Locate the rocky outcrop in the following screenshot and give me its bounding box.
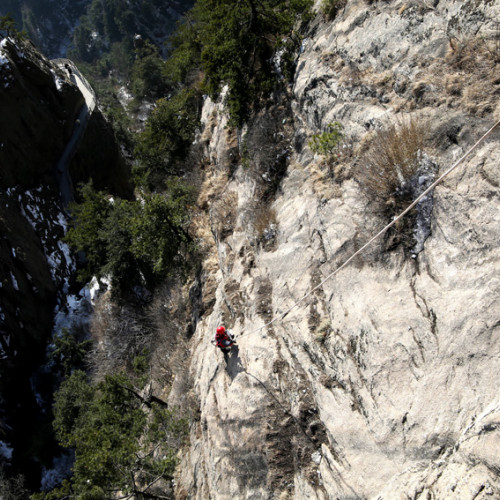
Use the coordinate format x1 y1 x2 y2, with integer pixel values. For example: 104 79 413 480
70 109 133 198
0 38 131 195
175 1 500 498
0 37 83 188
0 35 131 485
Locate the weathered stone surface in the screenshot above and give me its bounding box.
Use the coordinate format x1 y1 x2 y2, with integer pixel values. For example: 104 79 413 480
176 1 500 498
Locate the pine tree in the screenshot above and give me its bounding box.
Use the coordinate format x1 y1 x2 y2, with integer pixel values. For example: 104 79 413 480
35 370 186 499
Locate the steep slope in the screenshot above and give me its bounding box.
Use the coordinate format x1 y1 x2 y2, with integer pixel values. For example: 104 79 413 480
174 1 500 498
0 42 84 477
0 35 131 487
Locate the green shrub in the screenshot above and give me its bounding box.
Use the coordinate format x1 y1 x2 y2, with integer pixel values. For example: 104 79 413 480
164 12 203 86
165 0 314 125
65 181 113 284
130 183 196 279
134 88 202 189
130 40 170 98
0 14 27 40
309 122 344 157
50 328 92 377
100 197 144 294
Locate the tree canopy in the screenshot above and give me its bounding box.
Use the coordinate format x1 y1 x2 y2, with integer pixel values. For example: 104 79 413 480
65 181 195 299
166 0 313 124
0 13 27 40
34 370 186 500
134 88 202 187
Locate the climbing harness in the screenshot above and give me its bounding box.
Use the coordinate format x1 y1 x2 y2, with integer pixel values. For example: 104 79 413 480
233 118 500 341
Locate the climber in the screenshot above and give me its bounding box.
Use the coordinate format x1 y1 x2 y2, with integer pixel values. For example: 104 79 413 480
214 325 236 351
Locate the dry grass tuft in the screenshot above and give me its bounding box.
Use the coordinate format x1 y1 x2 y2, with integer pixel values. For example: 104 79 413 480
315 318 332 344
447 35 500 71
356 116 440 253
209 191 238 242
197 171 230 210
445 34 500 116
146 282 200 419
89 294 152 380
357 116 427 210
254 205 277 235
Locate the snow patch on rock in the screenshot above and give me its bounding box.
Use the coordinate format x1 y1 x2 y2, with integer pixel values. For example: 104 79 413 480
50 69 64 91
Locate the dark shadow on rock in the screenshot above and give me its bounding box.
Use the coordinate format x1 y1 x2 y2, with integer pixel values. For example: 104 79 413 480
225 344 244 381
243 369 323 448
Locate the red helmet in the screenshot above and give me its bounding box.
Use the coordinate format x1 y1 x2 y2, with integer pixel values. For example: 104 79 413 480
216 326 226 334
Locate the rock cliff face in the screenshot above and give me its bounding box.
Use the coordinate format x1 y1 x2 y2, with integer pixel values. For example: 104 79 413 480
175 1 500 498
0 36 131 484
0 41 82 469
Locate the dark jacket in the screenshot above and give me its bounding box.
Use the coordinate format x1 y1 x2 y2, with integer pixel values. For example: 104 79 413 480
215 331 232 348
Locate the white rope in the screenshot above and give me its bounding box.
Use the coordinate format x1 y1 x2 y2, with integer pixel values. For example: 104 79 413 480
236 118 500 340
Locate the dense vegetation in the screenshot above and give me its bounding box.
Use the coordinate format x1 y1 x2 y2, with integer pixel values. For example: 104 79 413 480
65 180 195 300
0 13 26 39
33 369 187 500
0 0 88 54
133 88 203 188
165 0 314 125
66 0 195 147
68 0 190 96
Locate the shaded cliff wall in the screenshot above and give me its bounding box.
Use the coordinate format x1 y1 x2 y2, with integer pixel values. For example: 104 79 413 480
174 1 500 499
0 35 131 484
0 38 82 188
70 109 133 198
